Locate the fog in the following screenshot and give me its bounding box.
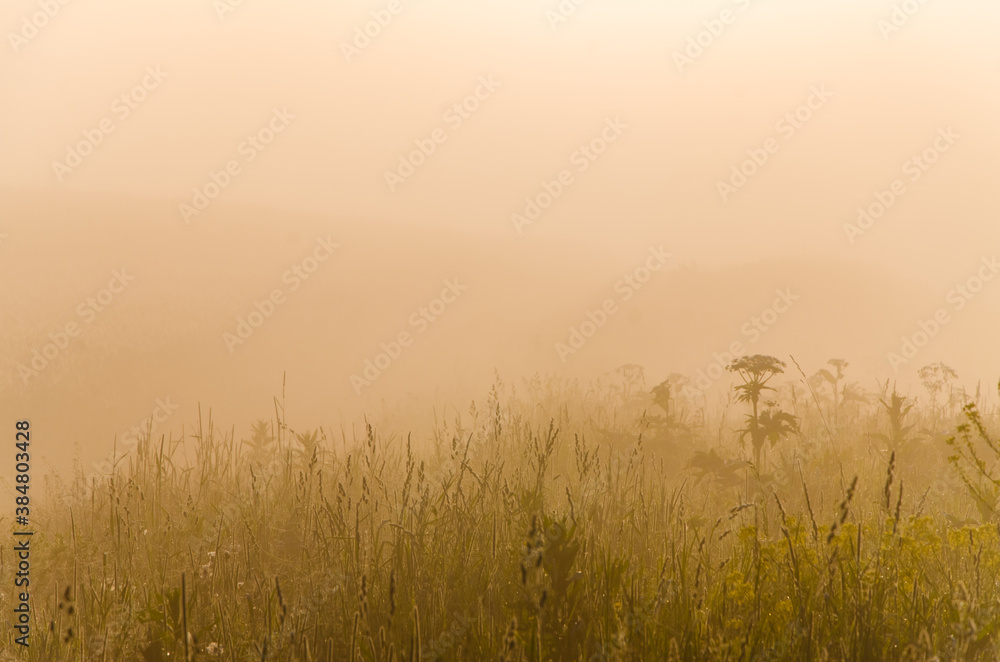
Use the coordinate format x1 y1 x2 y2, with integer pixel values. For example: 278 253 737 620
1 0 998 482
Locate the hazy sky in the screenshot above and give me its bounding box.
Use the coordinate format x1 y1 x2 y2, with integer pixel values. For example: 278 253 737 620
3 0 998 274
1 0 998 480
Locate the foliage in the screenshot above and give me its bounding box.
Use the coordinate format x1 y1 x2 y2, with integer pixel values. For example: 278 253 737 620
15 363 1000 661
873 384 916 451
728 355 799 466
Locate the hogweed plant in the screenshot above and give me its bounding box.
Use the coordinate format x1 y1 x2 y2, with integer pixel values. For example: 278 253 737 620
728 354 799 467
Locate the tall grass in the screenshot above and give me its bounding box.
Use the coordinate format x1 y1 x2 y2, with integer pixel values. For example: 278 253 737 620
7 369 1000 661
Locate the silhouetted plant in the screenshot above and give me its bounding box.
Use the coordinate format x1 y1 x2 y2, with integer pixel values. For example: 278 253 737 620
294 428 322 469
688 448 749 488
728 354 798 466
648 376 695 444
947 402 1000 522
243 419 275 463
873 384 914 451
752 405 799 451
810 358 849 429
919 362 959 419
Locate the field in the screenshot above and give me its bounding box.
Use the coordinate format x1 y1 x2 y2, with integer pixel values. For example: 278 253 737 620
9 359 1000 661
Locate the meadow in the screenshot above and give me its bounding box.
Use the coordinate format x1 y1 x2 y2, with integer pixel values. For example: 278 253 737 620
9 357 1000 661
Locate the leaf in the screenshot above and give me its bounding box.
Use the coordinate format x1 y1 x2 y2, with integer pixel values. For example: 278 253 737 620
814 369 836 385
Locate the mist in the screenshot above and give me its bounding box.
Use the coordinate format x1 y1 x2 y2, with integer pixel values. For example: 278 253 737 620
2 0 999 493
